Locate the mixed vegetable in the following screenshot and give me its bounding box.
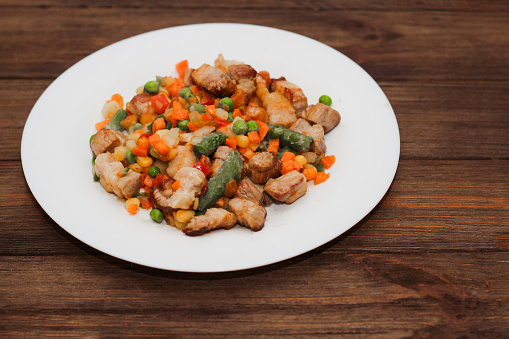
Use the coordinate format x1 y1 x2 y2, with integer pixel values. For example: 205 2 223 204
90 55 341 236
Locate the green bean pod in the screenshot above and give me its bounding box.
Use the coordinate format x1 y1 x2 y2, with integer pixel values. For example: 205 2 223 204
193 132 227 158
268 124 314 152
104 109 127 131
197 150 243 211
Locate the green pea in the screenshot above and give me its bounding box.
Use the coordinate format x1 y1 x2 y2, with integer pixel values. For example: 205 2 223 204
233 120 248 135
219 97 234 112
89 134 95 144
144 80 159 95
246 120 259 132
178 119 190 131
125 149 136 164
319 95 332 106
150 209 164 223
148 166 160 178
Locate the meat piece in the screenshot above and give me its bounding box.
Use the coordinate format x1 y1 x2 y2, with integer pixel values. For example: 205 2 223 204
234 177 272 206
242 105 268 122
117 170 142 199
94 152 141 199
126 93 155 118
168 167 207 210
166 145 198 178
90 128 126 157
227 64 257 100
245 152 282 184
265 170 307 204
228 198 267 232
256 74 297 128
213 145 233 160
191 64 237 98
184 208 237 236
301 103 341 134
271 77 308 116
289 118 326 154
150 179 175 224
209 159 223 178
214 54 243 69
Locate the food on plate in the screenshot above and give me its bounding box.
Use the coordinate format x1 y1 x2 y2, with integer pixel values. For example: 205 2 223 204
90 54 340 236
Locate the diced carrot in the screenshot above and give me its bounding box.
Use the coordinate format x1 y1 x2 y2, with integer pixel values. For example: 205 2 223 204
140 113 157 126
258 71 271 87
148 134 170 155
280 151 295 163
216 126 228 135
173 101 182 111
189 85 199 95
314 172 330 185
153 173 165 187
95 119 110 131
175 60 188 78
266 138 279 155
137 136 150 150
152 117 166 133
167 78 185 97
139 196 152 210
143 174 154 188
120 114 137 128
201 112 214 121
116 171 123 178
127 204 138 215
216 197 225 207
247 131 260 144
172 109 189 121
281 160 303 175
205 105 216 116
238 147 255 159
257 120 269 140
108 93 124 108
187 120 198 132
231 88 245 108
232 108 242 118
225 137 237 150
172 180 181 191
132 146 148 157
321 155 336 169
303 167 318 181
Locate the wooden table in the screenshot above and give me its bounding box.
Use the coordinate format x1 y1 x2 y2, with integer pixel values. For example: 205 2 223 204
2 1 508 337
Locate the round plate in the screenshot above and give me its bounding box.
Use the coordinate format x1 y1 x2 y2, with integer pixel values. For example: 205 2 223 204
21 23 399 272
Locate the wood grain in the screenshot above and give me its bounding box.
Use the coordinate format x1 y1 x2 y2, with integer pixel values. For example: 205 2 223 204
1 0 509 337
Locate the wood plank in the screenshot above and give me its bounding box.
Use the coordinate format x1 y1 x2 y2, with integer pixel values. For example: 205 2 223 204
2 159 507 256
2 0 509 12
0 8 507 81
3 80 508 161
0 252 508 337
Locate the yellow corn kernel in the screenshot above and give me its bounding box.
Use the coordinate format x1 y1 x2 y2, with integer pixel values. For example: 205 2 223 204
113 146 128 161
129 163 143 173
136 156 153 168
236 135 249 148
176 209 195 223
294 155 307 166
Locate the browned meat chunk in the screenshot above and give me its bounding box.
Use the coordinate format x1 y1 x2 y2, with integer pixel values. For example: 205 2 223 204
168 167 207 210
235 177 272 207
228 198 267 232
183 68 195 86
213 145 233 160
227 64 257 100
150 179 176 224
245 152 282 184
242 105 268 122
184 208 237 236
301 103 341 134
117 170 142 199
256 74 297 128
90 128 126 157
191 64 236 98
209 159 223 178
265 170 307 204
126 92 155 118
271 77 308 116
289 118 326 154
94 152 141 199
166 145 198 178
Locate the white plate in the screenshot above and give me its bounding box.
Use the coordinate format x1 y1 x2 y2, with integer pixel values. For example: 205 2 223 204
21 23 399 273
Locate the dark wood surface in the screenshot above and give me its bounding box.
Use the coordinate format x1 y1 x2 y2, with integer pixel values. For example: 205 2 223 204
1 1 508 337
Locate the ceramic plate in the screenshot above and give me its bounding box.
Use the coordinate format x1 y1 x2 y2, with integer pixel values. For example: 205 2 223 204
21 23 399 272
